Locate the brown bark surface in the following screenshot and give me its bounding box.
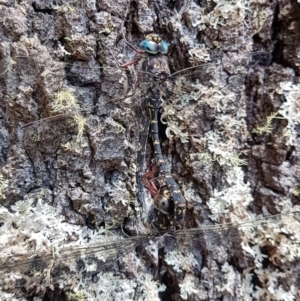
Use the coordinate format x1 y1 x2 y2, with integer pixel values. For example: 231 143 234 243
0 1 299 300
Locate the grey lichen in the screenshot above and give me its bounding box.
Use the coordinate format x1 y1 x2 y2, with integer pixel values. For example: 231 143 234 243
0 194 158 300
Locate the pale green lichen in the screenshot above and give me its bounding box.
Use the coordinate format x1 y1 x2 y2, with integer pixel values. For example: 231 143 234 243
188 44 211 65
0 194 143 300
54 42 72 57
105 117 125 134
195 152 213 165
215 114 245 137
105 180 130 207
194 151 247 166
228 153 247 166
165 121 189 143
194 83 234 112
74 115 86 143
66 271 137 301
252 112 283 135
52 89 86 150
98 13 113 35
0 58 16 77
241 210 300 301
165 250 198 273
0 174 8 199
20 35 41 49
138 273 166 301
53 3 76 14
61 141 82 153
207 166 253 221
64 271 165 301
205 131 247 167
256 9 267 33
179 274 200 300
292 186 300 196
181 183 203 205
252 272 296 301
277 82 300 145
66 291 85 301
216 262 235 295
188 0 250 31
161 105 189 143
52 90 80 115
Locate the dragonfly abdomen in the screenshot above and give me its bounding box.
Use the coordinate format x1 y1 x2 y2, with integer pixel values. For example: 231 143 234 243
136 43 186 229
148 90 186 228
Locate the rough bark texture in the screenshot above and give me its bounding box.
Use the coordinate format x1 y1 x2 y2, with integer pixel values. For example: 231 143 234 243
0 0 300 301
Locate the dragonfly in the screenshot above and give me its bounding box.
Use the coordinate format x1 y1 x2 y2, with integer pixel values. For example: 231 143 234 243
0 34 272 228
0 32 277 301
127 34 270 231
128 33 187 230
0 209 299 300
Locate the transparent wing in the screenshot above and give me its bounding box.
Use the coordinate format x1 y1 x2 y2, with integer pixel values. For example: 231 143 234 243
2 211 298 273
136 112 151 220
171 211 300 251
0 51 271 112
0 55 147 110
0 233 152 297
0 55 138 229
162 51 272 110
1 210 298 297
0 233 153 275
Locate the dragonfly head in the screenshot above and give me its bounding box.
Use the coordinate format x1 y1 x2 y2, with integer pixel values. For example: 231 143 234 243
139 34 168 55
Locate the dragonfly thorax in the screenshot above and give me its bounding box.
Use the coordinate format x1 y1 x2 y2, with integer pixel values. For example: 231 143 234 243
141 56 170 78
151 72 169 84
140 34 168 54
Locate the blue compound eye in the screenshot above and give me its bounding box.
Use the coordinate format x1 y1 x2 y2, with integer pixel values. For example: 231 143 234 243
139 40 159 54
158 40 168 54
140 37 169 54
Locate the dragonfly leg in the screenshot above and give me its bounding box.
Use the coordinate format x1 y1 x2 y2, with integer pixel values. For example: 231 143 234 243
142 165 159 197
121 57 142 68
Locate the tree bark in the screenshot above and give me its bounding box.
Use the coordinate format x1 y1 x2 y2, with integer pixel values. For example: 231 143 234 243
0 0 299 301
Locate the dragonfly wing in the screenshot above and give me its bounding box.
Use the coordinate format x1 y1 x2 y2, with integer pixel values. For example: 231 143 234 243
162 211 300 269
0 55 158 114
0 234 153 295
164 51 272 109
65 57 101 85
164 63 225 110
224 51 272 91
175 211 299 243
248 51 272 67
63 60 159 107
55 235 152 273
136 111 151 221
153 211 300 301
